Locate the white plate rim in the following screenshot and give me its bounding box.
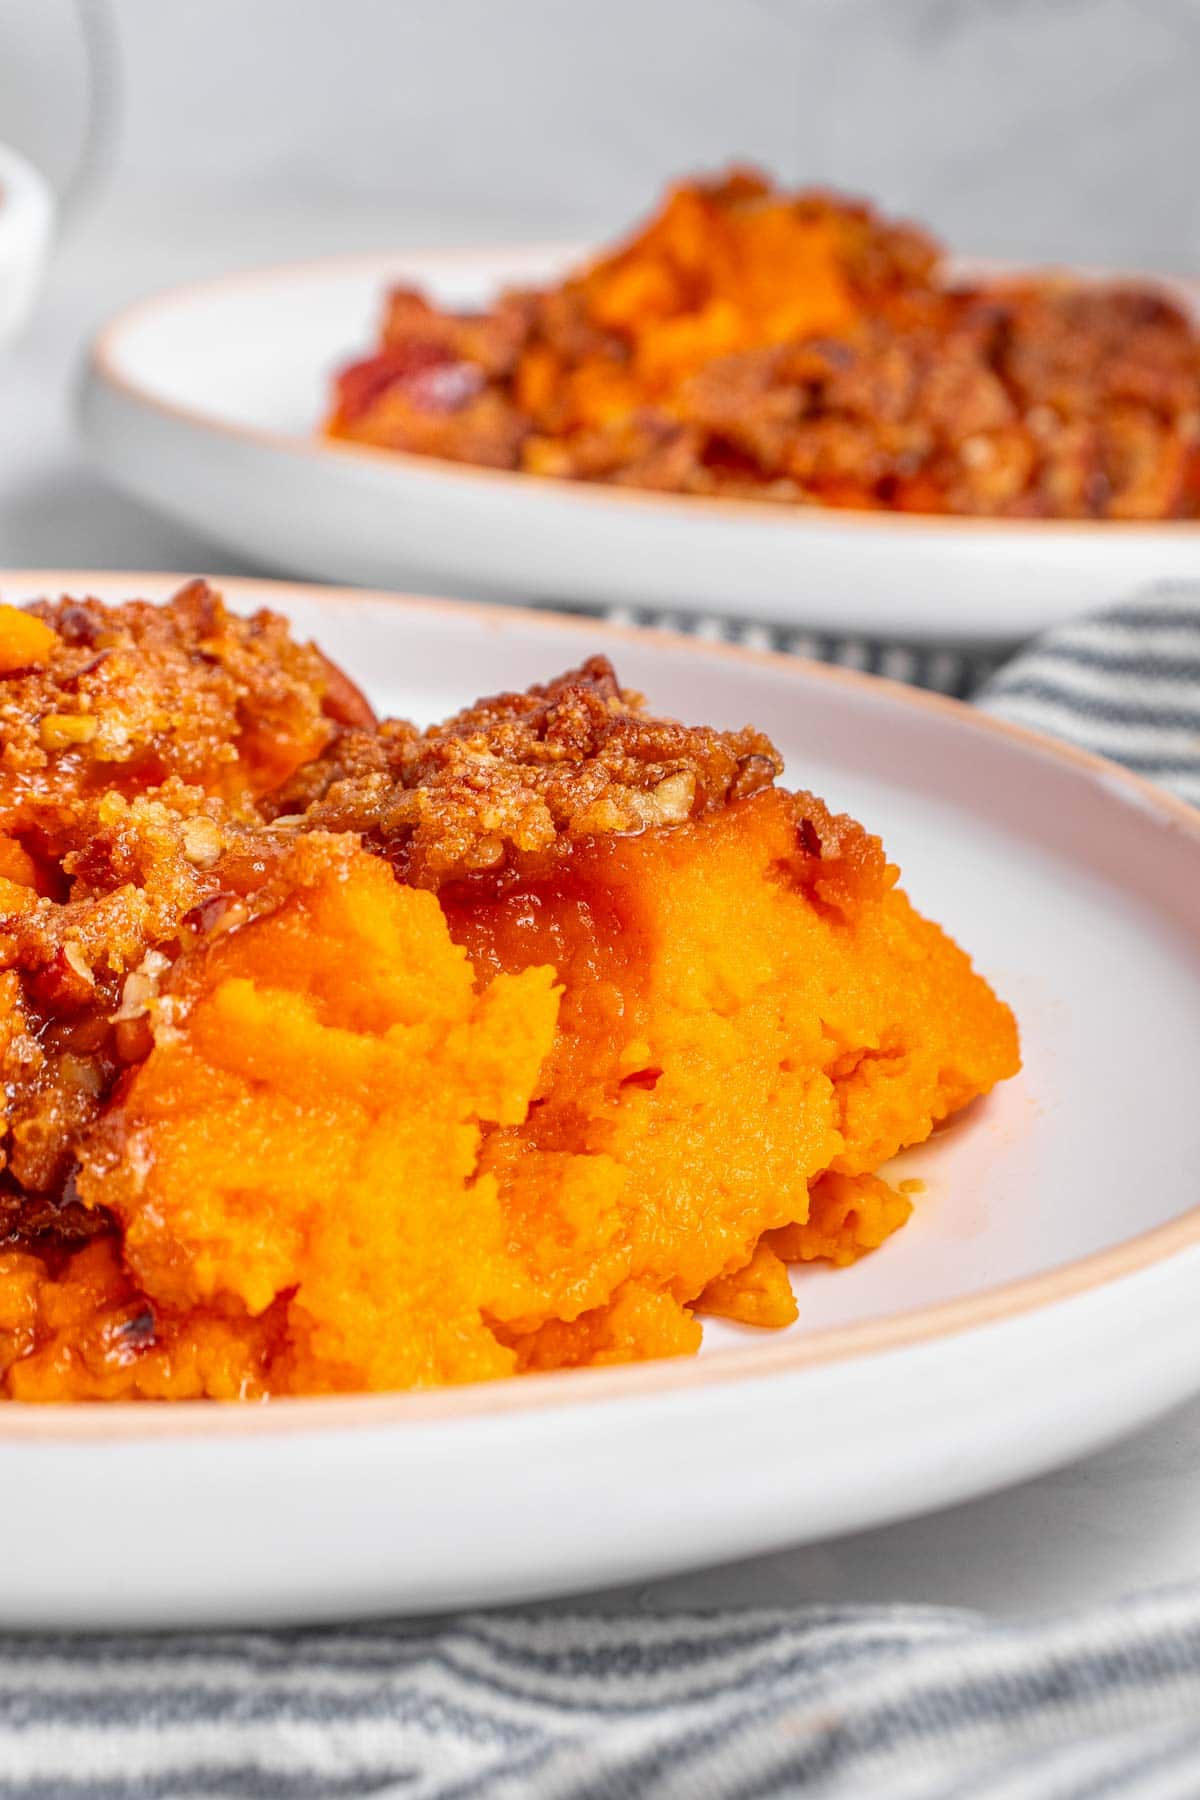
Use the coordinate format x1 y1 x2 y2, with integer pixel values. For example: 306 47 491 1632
0 568 1198 1442
86 246 1200 547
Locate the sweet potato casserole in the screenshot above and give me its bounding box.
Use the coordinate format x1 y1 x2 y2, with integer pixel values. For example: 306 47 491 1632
0 584 1018 1399
328 168 1200 520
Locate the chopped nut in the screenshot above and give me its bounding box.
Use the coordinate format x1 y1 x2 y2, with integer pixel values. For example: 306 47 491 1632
62 941 94 987
39 713 98 751
1025 405 1059 441
959 435 995 469
30 943 96 1014
113 949 170 1023
183 896 248 939
631 771 696 827
181 817 223 867
471 833 505 867
59 1052 104 1097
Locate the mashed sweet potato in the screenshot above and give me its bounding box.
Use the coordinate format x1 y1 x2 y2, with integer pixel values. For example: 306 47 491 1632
328 167 1200 520
0 585 1019 1399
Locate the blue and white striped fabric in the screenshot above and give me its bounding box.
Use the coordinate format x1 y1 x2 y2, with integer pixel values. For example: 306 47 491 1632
590 601 1006 699
3 584 1198 1800
6 1588 1200 1798
978 584 1200 808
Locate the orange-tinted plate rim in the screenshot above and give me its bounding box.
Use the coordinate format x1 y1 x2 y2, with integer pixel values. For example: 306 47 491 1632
0 570 1197 1440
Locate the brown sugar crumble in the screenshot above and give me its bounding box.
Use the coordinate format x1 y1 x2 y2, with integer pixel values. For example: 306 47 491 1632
327 166 1200 522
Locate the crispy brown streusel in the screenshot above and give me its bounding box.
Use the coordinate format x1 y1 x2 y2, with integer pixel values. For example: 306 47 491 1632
266 654 783 885
327 167 1200 521
0 582 373 1215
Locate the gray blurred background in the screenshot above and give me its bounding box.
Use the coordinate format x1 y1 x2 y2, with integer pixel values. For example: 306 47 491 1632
2 0 1199 567
8 0 1199 262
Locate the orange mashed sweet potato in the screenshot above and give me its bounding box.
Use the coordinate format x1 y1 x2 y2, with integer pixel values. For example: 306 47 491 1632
0 584 1019 1399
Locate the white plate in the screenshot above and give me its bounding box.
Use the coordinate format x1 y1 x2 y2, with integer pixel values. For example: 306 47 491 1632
0 141 54 345
79 248 1200 646
1 570 1199 1630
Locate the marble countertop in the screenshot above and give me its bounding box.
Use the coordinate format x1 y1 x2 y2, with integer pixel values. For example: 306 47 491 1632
4 203 1200 1623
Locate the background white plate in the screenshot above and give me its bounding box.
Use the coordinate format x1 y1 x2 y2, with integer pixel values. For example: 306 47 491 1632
0 140 54 346
0 570 1198 1630
80 250 1200 646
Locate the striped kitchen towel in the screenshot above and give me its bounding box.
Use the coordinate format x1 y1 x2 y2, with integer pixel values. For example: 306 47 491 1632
977 583 1200 808
7 1586 1200 1798
589 600 1008 699
1 583 1198 1800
